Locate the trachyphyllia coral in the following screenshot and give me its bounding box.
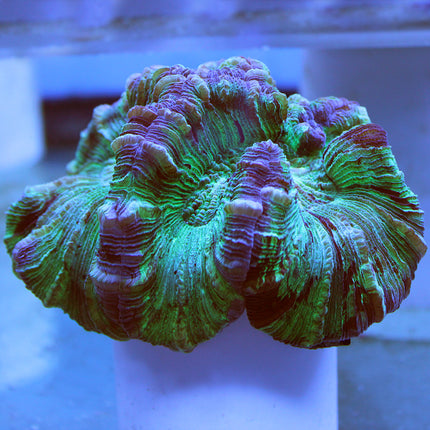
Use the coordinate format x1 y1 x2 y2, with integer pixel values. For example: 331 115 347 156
4 57 426 352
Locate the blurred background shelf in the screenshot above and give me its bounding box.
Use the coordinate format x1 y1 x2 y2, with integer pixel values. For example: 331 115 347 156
1 0 430 57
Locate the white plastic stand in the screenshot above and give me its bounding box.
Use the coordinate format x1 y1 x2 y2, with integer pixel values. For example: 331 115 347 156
114 315 337 430
302 47 430 307
0 57 44 169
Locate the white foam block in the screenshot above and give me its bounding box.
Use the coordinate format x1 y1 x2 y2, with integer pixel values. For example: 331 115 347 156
114 315 338 430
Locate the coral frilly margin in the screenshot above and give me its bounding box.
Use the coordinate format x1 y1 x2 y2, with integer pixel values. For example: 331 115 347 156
4 57 427 352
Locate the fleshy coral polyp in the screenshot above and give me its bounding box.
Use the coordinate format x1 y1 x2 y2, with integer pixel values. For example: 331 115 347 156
4 57 427 352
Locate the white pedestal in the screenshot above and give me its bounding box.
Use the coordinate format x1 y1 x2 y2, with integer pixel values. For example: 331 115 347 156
302 47 430 307
0 57 44 169
114 316 337 430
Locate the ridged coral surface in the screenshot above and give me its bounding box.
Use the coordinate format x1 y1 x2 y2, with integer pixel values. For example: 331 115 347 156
4 57 427 351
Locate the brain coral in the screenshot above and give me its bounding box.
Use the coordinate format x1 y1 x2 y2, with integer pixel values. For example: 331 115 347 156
4 57 427 352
